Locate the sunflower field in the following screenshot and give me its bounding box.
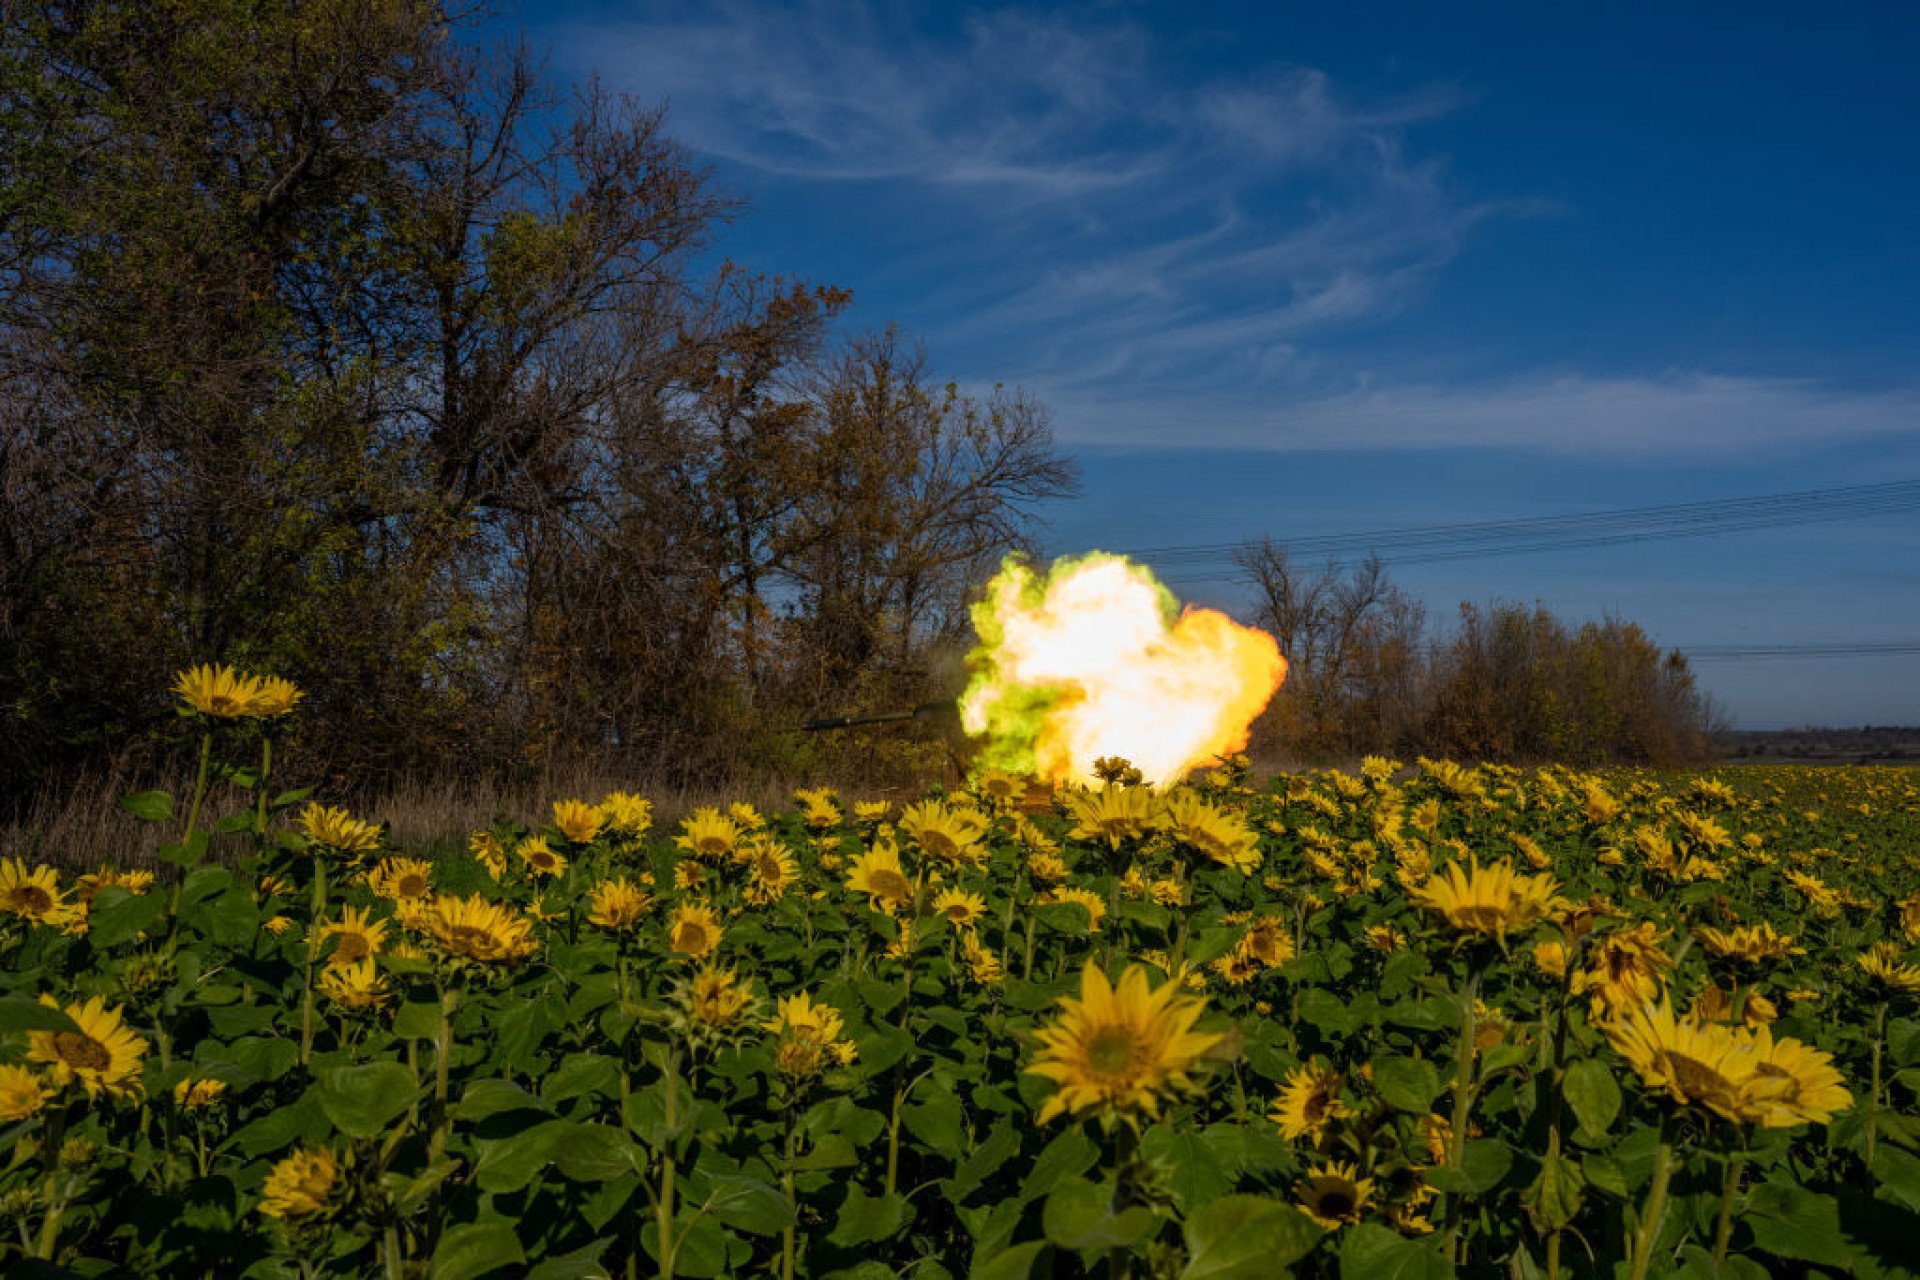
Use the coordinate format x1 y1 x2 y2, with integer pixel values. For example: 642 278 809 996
3 668 1920 1278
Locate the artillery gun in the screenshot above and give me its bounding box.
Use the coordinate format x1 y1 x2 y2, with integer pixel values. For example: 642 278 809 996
800 701 975 780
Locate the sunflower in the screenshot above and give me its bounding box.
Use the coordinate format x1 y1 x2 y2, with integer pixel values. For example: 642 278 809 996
468 830 508 880
685 966 754 1030
727 802 766 832
366 857 434 901
317 905 389 968
766 990 856 1079
1064 785 1155 851
669 902 723 960
517 836 567 878
1572 921 1672 1018
1743 1027 1853 1126
1157 790 1262 873
846 842 916 913
1040 886 1108 934
26 995 149 1101
1855 942 1920 993
258 1146 338 1219
793 787 842 830
551 799 605 845
1027 850 1070 885
596 791 653 837
173 663 264 718
675 809 742 860
587 877 653 930
972 768 1028 811
1605 998 1761 1123
1238 916 1296 968
1269 1062 1347 1142
1410 858 1558 941
0 858 65 924
853 800 891 825
74 866 154 902
422 893 539 965
318 959 391 1010
962 934 1005 985
172 1076 227 1109
898 800 989 869
742 839 800 905
1697 921 1803 964
297 803 381 855
263 914 295 937
933 887 989 930
1294 1160 1375 1230
246 675 304 717
0 1064 49 1122
1026 962 1222 1124
1534 940 1569 980
1364 924 1405 954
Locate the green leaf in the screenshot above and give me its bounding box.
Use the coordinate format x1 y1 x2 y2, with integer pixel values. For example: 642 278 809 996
1373 1056 1442 1113
393 1000 443 1042
969 1240 1050 1280
315 1062 418 1138
1023 1127 1098 1201
524 1238 614 1280
1743 1180 1853 1269
554 1124 641 1183
455 1078 551 1123
1141 1124 1238 1212
828 1187 911 1246
1423 1140 1512 1196
902 1092 969 1158
1873 1144 1920 1215
474 1118 572 1194
1337 1223 1455 1280
86 887 168 948
0 998 79 1034
1297 989 1358 1035
1523 1145 1586 1233
432 1221 525 1280
1180 1195 1322 1279
1563 1059 1621 1143
1041 1176 1157 1252
705 1175 794 1236
543 1053 621 1105
120 790 174 821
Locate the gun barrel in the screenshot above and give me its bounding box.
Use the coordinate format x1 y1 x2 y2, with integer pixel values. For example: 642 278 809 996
800 710 920 732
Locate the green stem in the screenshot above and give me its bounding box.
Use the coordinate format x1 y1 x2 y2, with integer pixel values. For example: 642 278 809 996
167 730 215 925
1867 1001 1888 1168
781 1103 799 1280
1442 963 1484 1264
1627 1132 1674 1280
34 1107 68 1260
428 984 460 1161
298 860 328 1066
657 1048 682 1279
254 735 273 838
1712 1152 1745 1267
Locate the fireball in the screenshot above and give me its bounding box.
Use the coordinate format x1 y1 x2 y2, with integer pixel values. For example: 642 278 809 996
961 553 1286 785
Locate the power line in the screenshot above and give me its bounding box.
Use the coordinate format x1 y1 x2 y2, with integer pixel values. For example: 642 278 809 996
1683 642 1920 662
1081 478 1920 572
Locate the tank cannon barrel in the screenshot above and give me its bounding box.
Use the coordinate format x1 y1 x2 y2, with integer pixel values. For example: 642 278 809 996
800 702 956 732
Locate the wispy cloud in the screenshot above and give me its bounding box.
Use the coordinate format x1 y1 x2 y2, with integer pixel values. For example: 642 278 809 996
1030 372 1920 457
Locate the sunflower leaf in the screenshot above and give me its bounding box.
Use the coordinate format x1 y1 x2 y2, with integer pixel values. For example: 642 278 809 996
1180 1194 1322 1279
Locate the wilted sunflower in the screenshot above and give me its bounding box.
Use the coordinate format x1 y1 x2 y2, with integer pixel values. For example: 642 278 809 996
1269 1062 1347 1143
422 893 539 965
0 1064 49 1122
1026 962 1222 1124
933 887 989 930
1605 998 1762 1124
366 857 434 902
898 800 989 869
1410 857 1558 941
172 1076 227 1110
1040 886 1108 933
846 841 916 913
1064 785 1155 851
1743 1027 1852 1126
0 858 65 924
765 990 856 1079
1858 942 1920 994
669 902 723 960
675 808 742 860
1294 1160 1374 1230
551 799 604 845
587 877 653 930
297 803 381 855
685 966 755 1031
318 959 391 1011
318 905 389 968
26 995 149 1101
517 836 567 878
1157 790 1263 874
173 663 264 718
258 1146 338 1219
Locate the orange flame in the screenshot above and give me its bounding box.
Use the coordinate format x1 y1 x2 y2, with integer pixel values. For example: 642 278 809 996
960 553 1288 786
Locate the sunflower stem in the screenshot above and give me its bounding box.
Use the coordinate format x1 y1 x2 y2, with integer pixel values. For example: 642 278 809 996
657 1046 682 1279
254 734 273 840
1711 1150 1745 1267
298 859 328 1066
1442 962 1483 1264
428 983 460 1162
1867 1000 1887 1168
1626 1129 1674 1280
781 1101 799 1280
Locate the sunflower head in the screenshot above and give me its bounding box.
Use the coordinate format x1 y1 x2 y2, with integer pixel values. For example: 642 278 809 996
1859 942 1920 994
172 1076 228 1109
318 905 389 969
0 1064 50 1122
367 857 434 902
898 800 989 868
596 791 654 837
517 836 568 878
258 1146 339 1220
675 809 742 860
297 803 381 855
1039 886 1108 934
550 799 604 845
1064 785 1155 850
0 858 66 924
846 842 916 913
422 893 539 966
26 995 149 1101
933 887 988 929
173 664 265 719
1410 857 1558 942
1156 790 1262 874
742 838 799 905
246 676 304 718
318 959 392 1011
1269 1061 1347 1142
1027 962 1223 1125
1294 1160 1374 1230
669 902 723 960
587 877 653 931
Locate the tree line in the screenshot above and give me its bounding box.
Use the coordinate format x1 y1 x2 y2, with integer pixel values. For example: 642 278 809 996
0 2 1713 806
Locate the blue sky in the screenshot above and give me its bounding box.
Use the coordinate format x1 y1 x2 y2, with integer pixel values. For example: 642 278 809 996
508 1 1920 728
